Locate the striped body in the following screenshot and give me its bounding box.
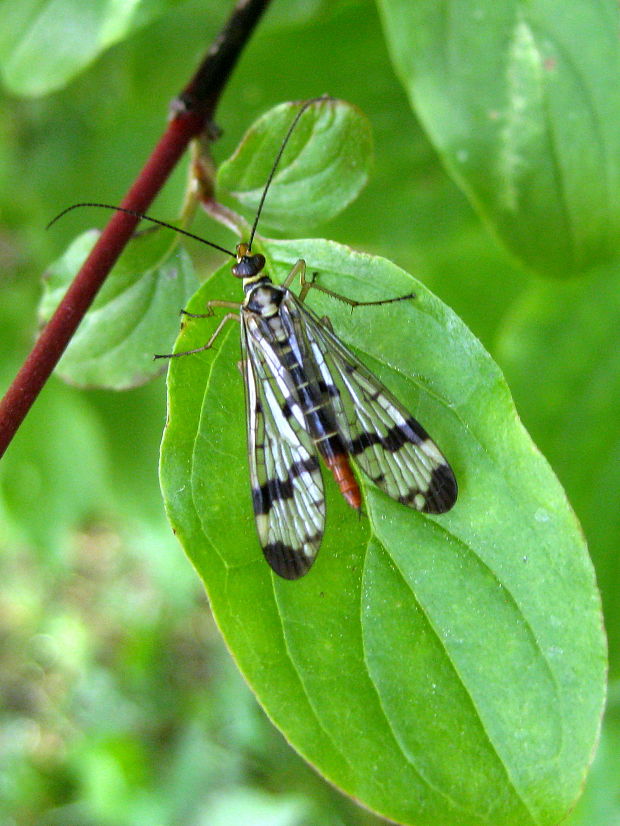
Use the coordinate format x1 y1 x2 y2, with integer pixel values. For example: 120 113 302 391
237 261 457 579
244 279 361 512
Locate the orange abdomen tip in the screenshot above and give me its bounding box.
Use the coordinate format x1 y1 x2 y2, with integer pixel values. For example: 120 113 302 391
325 454 361 510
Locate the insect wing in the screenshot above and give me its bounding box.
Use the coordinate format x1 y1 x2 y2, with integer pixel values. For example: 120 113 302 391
286 293 458 514
241 319 325 579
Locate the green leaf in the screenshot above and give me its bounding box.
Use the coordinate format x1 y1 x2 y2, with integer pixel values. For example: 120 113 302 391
0 0 186 97
216 99 373 233
39 228 198 389
377 0 620 277
496 262 620 676
160 238 605 825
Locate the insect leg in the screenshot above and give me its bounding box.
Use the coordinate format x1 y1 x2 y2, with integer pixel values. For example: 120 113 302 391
181 299 242 319
281 259 307 290
298 268 415 309
154 312 240 359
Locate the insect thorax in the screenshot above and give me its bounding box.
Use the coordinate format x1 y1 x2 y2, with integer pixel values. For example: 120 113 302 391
243 280 285 319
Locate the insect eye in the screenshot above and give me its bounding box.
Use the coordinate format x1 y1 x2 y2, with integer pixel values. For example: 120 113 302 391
232 254 266 278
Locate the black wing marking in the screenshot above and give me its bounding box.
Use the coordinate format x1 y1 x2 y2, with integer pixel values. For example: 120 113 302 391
282 292 458 514
241 317 325 579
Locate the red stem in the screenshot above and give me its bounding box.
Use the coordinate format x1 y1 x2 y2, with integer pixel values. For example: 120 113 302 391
0 0 271 458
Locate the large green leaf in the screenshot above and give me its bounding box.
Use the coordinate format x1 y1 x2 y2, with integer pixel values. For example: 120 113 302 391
217 98 373 233
497 261 620 676
160 237 605 825
39 228 198 389
377 0 620 278
0 0 189 97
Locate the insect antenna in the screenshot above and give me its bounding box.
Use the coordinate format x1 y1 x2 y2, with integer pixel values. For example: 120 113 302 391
46 203 237 258
247 95 333 251
47 96 333 258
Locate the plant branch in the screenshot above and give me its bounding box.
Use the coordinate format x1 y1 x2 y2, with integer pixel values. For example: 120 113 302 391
0 0 271 459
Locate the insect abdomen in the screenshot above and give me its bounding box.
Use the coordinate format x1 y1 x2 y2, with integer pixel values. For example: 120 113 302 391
323 452 361 510
284 359 362 511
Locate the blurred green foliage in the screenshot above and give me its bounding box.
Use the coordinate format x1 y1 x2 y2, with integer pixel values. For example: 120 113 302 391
0 0 618 824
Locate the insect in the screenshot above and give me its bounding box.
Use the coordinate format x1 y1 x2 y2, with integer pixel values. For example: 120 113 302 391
156 98 458 578
52 98 457 579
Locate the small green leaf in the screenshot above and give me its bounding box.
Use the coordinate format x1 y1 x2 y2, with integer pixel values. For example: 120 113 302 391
160 238 605 825
0 0 185 97
377 0 620 277
217 99 373 232
39 228 198 389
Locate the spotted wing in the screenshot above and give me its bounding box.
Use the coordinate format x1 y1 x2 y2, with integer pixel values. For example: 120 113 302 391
286 294 457 514
241 318 325 579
